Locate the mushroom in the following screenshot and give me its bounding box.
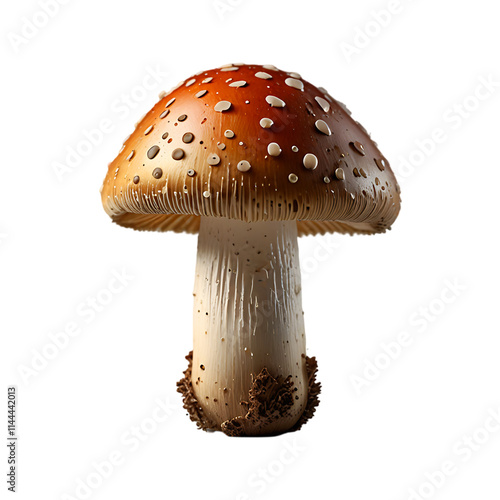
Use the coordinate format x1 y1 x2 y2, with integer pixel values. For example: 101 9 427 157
100 64 401 436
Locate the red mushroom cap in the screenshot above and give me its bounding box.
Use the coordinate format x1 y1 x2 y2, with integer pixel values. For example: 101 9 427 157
101 63 401 236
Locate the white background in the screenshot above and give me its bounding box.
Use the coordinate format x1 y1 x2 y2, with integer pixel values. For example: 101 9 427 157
1 1 499 499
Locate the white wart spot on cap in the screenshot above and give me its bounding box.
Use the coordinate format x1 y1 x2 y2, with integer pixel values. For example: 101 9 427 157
266 95 286 108
229 80 247 88
288 173 298 183
323 176 331 183
303 153 318 170
144 125 154 135
215 101 232 112
263 64 279 71
315 96 330 112
195 90 208 98
159 109 170 119
315 120 331 135
208 154 221 166
334 167 345 180
202 77 213 83
166 98 175 107
375 158 386 171
158 91 167 99
237 160 251 172
255 72 273 80
224 130 235 138
217 142 226 150
289 72 302 79
203 191 211 198
267 143 282 156
292 146 299 152
185 79 196 87
285 78 304 91
126 150 135 161
351 141 366 156
260 118 274 129
220 66 239 72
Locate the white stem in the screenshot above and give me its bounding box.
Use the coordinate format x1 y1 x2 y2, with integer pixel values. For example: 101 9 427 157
191 216 308 434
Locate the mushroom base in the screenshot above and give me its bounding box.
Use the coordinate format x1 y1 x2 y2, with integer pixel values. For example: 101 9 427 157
177 351 320 436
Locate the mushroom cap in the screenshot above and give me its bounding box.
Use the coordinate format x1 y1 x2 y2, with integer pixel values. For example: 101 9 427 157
101 64 401 236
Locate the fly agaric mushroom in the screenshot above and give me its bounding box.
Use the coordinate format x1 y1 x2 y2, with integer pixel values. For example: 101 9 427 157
100 63 401 436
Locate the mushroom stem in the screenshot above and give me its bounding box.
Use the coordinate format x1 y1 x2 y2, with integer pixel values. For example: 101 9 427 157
190 216 309 436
